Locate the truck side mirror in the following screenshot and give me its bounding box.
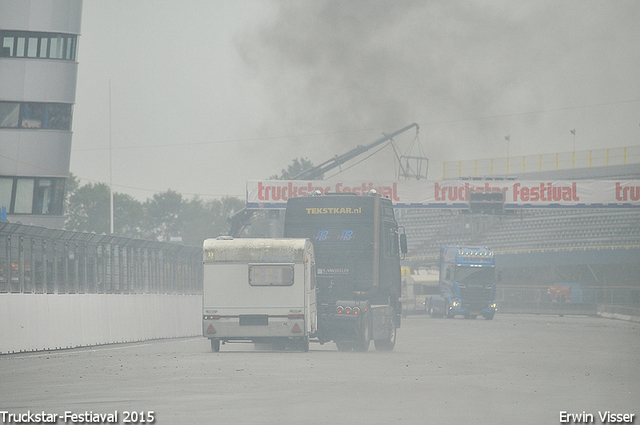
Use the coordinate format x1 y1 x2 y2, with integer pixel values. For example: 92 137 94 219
400 233 408 254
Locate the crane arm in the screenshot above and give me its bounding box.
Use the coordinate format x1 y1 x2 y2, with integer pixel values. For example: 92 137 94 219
228 123 420 236
292 123 419 180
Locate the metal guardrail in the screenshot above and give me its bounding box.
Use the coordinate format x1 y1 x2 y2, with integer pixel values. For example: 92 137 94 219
0 222 202 295
498 302 640 321
406 244 640 264
498 302 598 316
495 285 639 316
598 304 640 322
442 145 640 178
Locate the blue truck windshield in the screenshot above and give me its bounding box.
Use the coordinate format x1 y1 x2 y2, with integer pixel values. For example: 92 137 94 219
455 266 494 285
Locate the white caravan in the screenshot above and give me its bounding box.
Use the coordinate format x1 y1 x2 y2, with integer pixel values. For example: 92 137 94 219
400 270 440 315
202 237 317 352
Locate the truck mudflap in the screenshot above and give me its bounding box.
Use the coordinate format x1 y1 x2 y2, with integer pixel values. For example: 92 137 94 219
370 304 398 351
370 305 391 340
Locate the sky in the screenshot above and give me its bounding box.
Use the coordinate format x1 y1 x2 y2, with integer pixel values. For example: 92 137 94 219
71 0 640 201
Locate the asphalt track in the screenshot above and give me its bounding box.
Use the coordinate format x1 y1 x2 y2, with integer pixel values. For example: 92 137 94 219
1 314 638 425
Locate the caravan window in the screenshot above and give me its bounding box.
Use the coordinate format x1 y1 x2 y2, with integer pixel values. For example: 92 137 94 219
249 264 294 286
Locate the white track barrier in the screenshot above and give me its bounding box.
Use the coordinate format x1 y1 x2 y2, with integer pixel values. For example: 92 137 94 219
0 294 201 354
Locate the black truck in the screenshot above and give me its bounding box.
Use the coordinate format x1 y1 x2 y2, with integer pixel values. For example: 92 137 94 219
284 191 407 351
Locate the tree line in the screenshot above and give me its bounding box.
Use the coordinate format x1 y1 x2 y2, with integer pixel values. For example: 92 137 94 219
64 158 314 247
63 175 245 247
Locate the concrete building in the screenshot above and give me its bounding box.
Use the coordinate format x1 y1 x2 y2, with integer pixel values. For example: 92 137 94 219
0 0 82 229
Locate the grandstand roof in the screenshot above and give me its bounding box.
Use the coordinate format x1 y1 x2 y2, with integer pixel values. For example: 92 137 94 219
487 163 640 181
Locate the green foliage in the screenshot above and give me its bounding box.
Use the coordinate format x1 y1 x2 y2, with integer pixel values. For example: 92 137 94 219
269 157 318 180
143 190 183 241
65 180 111 234
179 196 245 247
115 192 145 239
64 177 245 247
64 157 313 244
249 157 315 237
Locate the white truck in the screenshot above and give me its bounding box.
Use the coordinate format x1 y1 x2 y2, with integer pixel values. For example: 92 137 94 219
202 237 317 352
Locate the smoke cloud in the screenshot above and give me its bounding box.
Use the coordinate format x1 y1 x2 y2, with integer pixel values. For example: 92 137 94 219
237 0 640 180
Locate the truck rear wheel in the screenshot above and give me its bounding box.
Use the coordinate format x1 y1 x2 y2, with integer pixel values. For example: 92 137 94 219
374 308 397 352
353 314 371 352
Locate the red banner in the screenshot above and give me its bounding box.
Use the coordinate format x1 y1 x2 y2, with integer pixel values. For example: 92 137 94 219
246 180 640 209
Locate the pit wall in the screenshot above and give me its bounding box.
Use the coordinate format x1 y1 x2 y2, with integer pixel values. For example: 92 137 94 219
0 294 202 354
597 304 640 323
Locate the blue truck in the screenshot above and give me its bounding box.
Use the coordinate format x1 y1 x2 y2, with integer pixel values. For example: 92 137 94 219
425 246 497 319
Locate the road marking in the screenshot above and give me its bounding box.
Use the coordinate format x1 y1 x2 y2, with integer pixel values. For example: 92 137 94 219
4 337 202 359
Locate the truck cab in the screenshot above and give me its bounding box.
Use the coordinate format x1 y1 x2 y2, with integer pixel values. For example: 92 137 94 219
427 246 497 319
284 191 406 351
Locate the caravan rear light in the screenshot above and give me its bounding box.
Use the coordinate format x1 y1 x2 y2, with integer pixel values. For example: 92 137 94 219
204 315 220 320
336 306 344 314
288 313 304 319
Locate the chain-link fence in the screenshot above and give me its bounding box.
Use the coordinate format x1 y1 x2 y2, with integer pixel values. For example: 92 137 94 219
0 222 202 295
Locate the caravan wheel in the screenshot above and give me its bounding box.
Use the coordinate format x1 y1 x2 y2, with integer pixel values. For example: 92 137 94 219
300 336 310 352
210 338 220 352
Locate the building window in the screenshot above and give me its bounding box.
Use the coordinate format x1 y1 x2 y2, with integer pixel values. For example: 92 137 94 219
15 37 25 57
0 103 20 128
0 178 12 210
27 37 38 57
0 102 72 131
14 179 35 213
2 35 14 56
0 31 77 61
0 177 65 216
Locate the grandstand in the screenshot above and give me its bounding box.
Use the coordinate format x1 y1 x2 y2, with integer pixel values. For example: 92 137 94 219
398 160 640 310
401 207 640 259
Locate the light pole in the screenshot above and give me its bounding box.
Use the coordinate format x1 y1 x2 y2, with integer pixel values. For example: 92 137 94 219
570 129 576 168
109 80 114 235
505 135 510 173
